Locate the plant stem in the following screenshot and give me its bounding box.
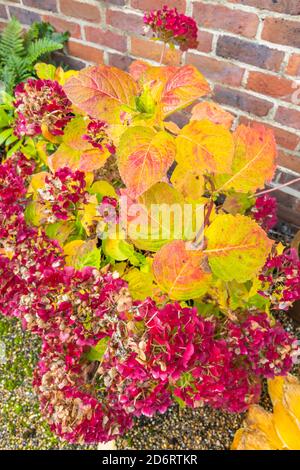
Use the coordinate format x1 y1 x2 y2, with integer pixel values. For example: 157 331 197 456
250 176 300 198
159 42 166 65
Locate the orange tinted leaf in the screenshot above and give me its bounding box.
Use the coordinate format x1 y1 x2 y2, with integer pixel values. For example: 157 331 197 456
215 124 277 193
164 121 181 135
129 63 210 117
64 65 139 123
48 117 110 172
152 240 212 300
176 120 234 174
191 101 234 129
205 214 273 282
118 126 176 198
160 65 210 117
129 60 151 82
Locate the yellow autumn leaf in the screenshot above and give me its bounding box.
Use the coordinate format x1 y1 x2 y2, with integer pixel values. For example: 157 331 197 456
176 120 234 175
205 214 273 282
27 172 49 199
232 374 300 450
273 402 300 450
170 163 205 202
89 180 117 198
124 268 154 300
63 240 85 266
215 124 277 194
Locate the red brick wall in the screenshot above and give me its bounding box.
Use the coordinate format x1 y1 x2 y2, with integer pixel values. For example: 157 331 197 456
0 0 300 226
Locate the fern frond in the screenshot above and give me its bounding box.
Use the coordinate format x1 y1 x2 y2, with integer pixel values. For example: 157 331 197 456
0 65 18 95
27 38 63 65
0 18 24 60
1 56 32 93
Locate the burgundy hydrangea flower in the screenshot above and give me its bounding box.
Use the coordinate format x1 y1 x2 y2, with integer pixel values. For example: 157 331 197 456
144 5 198 51
226 314 298 378
259 248 300 310
38 167 88 222
252 195 278 231
0 153 299 443
82 119 116 154
14 79 72 137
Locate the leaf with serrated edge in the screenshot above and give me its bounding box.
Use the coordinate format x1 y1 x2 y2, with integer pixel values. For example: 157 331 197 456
214 124 277 193
191 101 234 128
129 62 210 117
152 240 212 300
160 65 210 117
118 126 176 198
205 214 273 282
64 65 139 123
176 120 234 174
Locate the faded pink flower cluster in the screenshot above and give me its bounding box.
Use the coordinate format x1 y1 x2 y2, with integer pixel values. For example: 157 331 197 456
14 79 72 137
252 195 278 232
83 119 116 154
259 248 300 310
144 5 198 51
0 153 298 443
38 167 88 222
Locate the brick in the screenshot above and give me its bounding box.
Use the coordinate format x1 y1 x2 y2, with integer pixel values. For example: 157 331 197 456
239 116 300 151
8 6 40 24
193 2 259 39
131 0 186 12
228 0 300 15
187 53 244 87
108 52 134 71
277 150 300 174
216 36 283 72
247 71 295 102
85 26 126 53
0 4 8 19
67 40 103 64
196 31 213 53
106 0 126 5
52 50 85 70
43 15 81 39
131 37 182 65
60 0 101 23
275 107 300 131
262 18 300 49
106 9 144 35
286 54 300 77
23 0 57 12
214 85 273 117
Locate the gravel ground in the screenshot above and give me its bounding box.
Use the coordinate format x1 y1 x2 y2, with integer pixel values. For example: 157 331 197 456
0 312 299 450
0 316 97 450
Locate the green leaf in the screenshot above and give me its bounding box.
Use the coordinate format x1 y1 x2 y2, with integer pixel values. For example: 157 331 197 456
76 245 101 270
124 268 154 300
0 128 13 145
7 139 22 156
34 62 56 80
5 133 18 146
0 108 10 127
86 337 110 362
103 237 134 261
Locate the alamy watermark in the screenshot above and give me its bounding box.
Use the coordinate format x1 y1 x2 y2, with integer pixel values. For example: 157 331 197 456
98 196 206 250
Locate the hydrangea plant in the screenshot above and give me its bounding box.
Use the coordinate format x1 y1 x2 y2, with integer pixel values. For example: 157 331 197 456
0 7 300 445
